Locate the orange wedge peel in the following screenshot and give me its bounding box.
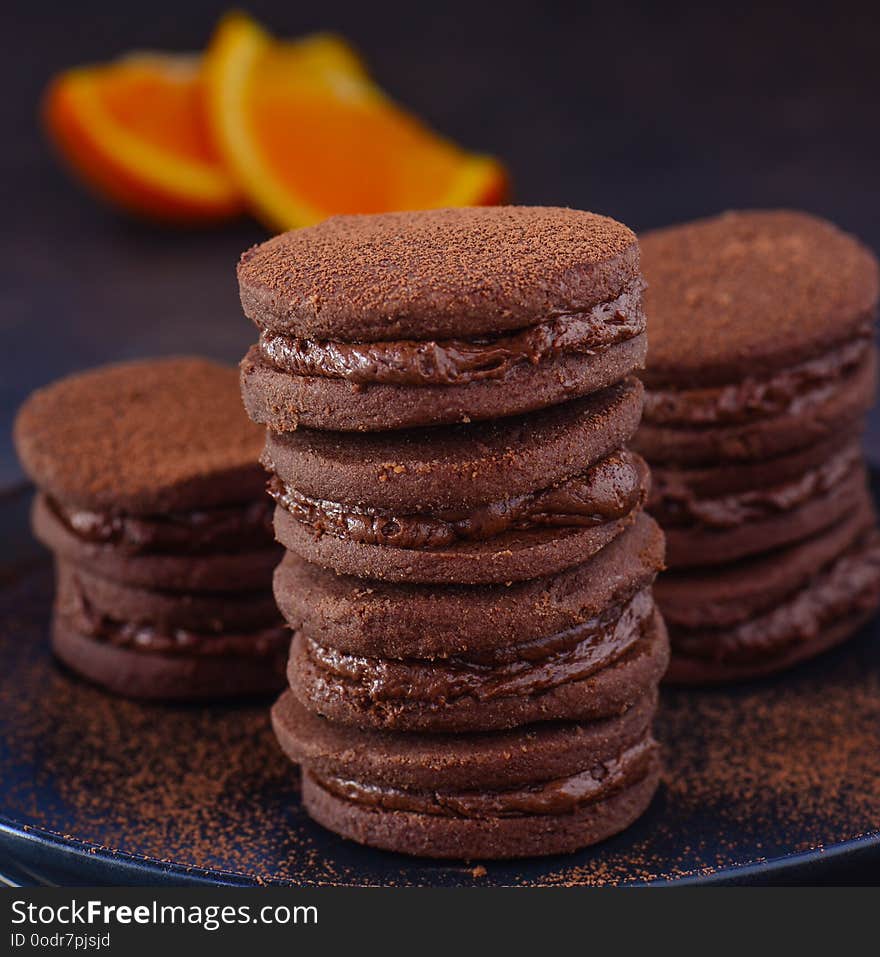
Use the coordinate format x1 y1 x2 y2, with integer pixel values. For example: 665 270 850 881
42 13 508 229
44 53 244 223
204 12 507 229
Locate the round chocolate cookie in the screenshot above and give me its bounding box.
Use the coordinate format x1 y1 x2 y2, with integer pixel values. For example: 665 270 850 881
57 562 281 634
14 357 267 514
656 500 875 631
274 511 665 658
48 532 288 701
241 336 647 433
635 344 876 467
665 606 878 685
661 515 880 684
286 606 668 733
636 211 878 467
649 429 862 503
264 379 650 584
272 690 661 859
52 616 288 701
238 206 647 431
640 209 879 388
660 456 869 569
33 494 281 593
263 377 643 511
273 486 647 586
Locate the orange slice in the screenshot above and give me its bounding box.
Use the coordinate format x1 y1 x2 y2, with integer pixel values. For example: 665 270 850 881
44 53 243 223
204 13 508 230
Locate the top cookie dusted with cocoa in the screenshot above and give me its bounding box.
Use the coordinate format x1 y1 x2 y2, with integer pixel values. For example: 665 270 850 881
635 210 879 467
238 206 647 431
640 209 879 388
15 357 267 514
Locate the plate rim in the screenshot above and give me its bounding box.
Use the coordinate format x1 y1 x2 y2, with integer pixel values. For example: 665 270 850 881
3 813 879 887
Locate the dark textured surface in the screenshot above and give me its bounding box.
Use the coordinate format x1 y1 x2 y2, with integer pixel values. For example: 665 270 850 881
1 485 879 885
3 1 880 485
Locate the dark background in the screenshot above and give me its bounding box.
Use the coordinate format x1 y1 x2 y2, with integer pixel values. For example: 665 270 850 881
3 0 879 487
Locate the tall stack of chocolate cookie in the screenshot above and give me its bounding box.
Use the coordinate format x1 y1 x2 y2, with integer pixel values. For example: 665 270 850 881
635 211 880 682
14 358 288 700
238 207 668 858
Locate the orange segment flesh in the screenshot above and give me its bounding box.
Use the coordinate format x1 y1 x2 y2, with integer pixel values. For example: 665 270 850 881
204 14 507 230
44 54 243 223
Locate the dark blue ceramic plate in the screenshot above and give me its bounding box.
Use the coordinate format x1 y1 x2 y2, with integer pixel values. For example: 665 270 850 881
1 484 878 886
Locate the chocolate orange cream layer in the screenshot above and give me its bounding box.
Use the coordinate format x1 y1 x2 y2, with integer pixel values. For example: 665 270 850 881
651 442 861 529
257 283 646 387
46 496 274 555
268 449 648 549
669 528 880 668
643 336 872 427
308 738 657 818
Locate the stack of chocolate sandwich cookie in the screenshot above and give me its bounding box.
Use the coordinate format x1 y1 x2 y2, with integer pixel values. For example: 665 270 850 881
14 358 288 700
239 206 669 859
635 210 880 683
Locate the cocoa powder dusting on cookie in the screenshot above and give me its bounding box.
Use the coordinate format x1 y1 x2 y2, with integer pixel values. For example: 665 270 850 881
14 358 266 514
641 210 879 387
238 207 640 340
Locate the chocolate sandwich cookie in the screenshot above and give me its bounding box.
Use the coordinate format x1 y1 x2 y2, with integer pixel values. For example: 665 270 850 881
239 206 647 432
263 379 650 584
57 562 281 634
274 510 666 658
275 515 668 731
288 606 667 733
52 605 288 702
53 558 289 698
14 358 287 700
637 346 876 466
32 494 281 592
662 511 880 683
655 445 869 568
649 428 861 505
279 515 668 732
657 500 874 633
15 358 272 514
635 210 878 468
272 690 661 859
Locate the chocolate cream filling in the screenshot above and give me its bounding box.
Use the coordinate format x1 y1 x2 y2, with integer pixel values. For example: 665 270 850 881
258 283 646 387
644 337 873 427
308 738 657 818
62 595 289 658
651 443 862 529
48 496 275 556
303 588 655 704
270 450 646 550
672 530 880 664
61 568 287 656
